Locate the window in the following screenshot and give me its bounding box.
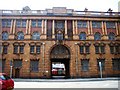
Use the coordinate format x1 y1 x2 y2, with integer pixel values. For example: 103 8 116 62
108 32 115 40
14 45 18 54
32 32 40 40
38 20 42 27
13 59 22 68
81 59 89 71
109 43 120 54
2 32 9 40
56 33 63 40
110 46 114 54
36 46 40 54
3 45 8 54
97 59 105 71
79 32 86 40
32 20 37 27
80 46 84 54
94 32 101 40
55 21 64 29
30 46 35 53
20 45 24 54
85 46 90 54
106 22 115 29
1 59 6 72
92 21 101 28
77 21 87 28
16 20 26 28
30 60 39 72
94 43 105 54
17 32 24 40
112 58 120 71
2 19 11 28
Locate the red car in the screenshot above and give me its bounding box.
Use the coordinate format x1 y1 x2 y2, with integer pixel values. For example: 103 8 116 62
0 73 14 90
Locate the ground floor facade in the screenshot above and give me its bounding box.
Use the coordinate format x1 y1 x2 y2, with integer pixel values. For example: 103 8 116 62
1 40 120 78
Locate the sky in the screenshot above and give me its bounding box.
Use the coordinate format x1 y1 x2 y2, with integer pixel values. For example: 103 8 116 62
0 0 119 12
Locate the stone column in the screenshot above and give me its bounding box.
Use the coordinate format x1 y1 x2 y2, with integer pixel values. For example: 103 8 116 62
101 21 105 35
115 22 119 35
73 20 75 35
28 20 31 34
26 20 29 34
90 21 93 35
104 22 107 35
87 21 90 35
13 20 16 34
52 20 55 39
65 20 68 39
75 20 78 34
10 20 13 34
42 20 44 34
44 20 47 35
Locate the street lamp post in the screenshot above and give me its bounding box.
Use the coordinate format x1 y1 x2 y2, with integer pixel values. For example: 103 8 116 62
99 62 102 78
10 60 13 78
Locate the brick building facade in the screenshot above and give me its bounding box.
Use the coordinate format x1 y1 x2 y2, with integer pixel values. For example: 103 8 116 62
0 7 120 78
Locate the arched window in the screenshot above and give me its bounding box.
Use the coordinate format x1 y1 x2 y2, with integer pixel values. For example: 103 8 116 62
2 32 9 40
32 32 40 40
17 32 24 40
108 32 115 40
94 32 101 40
79 32 86 40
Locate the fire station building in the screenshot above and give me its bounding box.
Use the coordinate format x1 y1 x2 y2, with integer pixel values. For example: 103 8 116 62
0 7 120 78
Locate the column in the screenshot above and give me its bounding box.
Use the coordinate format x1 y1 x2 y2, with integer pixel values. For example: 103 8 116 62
13 20 16 34
26 20 29 34
28 20 31 34
101 21 105 35
52 20 55 39
44 20 47 35
10 20 13 34
87 21 90 35
41 20 44 34
72 20 75 35
115 22 119 35
65 20 68 39
90 21 93 35
75 20 78 34
104 22 107 35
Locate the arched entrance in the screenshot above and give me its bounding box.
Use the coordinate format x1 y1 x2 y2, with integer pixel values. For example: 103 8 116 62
50 45 70 78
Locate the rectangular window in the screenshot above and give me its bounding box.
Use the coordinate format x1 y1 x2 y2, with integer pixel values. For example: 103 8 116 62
36 46 40 54
80 46 84 54
2 19 11 28
97 59 105 71
30 60 39 72
95 46 99 54
81 60 89 71
56 33 63 40
100 46 105 54
106 22 115 29
32 20 37 27
14 45 18 54
13 59 22 68
2 59 6 72
85 46 90 54
3 45 8 54
22 20 26 28
20 46 24 54
7 20 12 27
16 20 21 27
115 46 119 54
2 20 7 27
110 46 114 54
112 58 120 71
38 20 42 27
92 21 101 28
30 46 35 53
77 21 87 28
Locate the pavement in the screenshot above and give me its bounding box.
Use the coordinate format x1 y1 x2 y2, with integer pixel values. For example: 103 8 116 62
13 77 120 82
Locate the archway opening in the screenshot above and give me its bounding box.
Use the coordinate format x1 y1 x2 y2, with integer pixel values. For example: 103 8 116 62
50 45 70 78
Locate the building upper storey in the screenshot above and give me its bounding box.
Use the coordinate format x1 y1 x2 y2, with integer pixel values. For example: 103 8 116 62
0 7 120 18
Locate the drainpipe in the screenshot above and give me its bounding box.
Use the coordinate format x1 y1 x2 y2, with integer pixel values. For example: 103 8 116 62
42 42 45 76
75 43 78 77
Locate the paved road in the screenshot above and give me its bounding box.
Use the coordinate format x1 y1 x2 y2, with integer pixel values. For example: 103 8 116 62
14 80 118 88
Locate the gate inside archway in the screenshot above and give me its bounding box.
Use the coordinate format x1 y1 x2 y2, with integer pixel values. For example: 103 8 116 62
50 45 70 78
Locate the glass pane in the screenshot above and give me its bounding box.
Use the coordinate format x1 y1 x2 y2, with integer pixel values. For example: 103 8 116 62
2 32 8 40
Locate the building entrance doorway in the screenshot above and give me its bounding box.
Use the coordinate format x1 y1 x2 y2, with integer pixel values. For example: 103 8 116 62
50 45 70 78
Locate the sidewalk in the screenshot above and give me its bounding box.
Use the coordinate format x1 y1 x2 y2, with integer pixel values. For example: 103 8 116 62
13 77 120 82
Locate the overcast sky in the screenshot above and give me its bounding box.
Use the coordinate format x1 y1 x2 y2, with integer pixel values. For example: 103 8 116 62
0 0 119 12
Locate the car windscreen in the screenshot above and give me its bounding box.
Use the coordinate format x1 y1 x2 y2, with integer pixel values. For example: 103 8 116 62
0 74 11 80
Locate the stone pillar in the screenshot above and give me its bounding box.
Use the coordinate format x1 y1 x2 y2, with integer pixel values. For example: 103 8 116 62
115 22 119 35
101 21 105 35
10 20 13 34
42 20 44 34
65 20 68 39
73 20 75 35
87 21 90 35
90 21 93 35
116 22 120 40
13 20 16 34
52 20 55 39
44 20 47 35
28 20 31 34
26 20 29 34
75 20 78 34
104 22 107 35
